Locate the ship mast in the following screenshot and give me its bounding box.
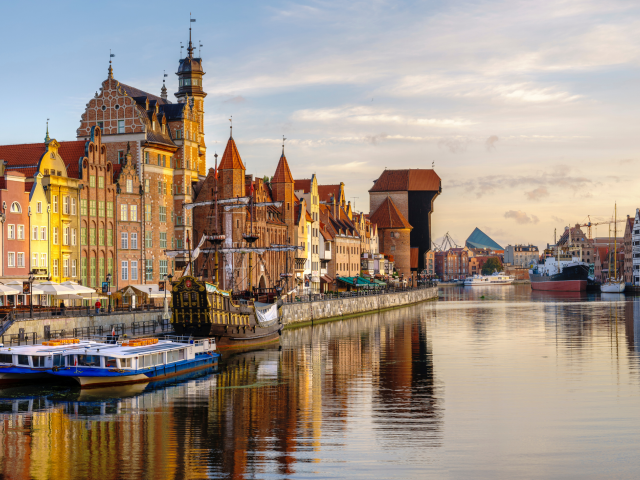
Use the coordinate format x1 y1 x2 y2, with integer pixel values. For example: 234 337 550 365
613 202 618 281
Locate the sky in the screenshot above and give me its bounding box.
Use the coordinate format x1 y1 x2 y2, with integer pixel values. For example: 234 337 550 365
2 0 640 249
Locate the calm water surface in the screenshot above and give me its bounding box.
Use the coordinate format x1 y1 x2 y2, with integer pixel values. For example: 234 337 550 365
1 286 640 479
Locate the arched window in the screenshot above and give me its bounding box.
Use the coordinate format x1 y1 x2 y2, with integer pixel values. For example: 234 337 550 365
10 202 21 213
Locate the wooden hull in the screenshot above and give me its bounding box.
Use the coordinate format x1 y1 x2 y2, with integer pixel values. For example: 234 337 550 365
173 322 283 350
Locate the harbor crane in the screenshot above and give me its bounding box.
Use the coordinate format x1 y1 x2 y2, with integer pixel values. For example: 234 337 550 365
579 215 626 239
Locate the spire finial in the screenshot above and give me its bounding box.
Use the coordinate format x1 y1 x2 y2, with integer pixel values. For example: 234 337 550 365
108 50 115 79
161 70 168 100
44 118 50 145
187 13 196 58
229 116 233 138
282 135 287 156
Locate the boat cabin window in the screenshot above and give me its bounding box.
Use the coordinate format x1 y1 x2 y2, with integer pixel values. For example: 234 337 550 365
167 350 179 363
191 292 198 302
53 355 63 367
105 357 118 368
32 356 46 367
179 349 186 360
17 355 30 366
0 354 12 364
77 355 101 367
121 358 132 368
183 292 189 302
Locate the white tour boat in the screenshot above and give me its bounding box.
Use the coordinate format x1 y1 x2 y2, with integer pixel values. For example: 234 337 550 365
463 272 515 286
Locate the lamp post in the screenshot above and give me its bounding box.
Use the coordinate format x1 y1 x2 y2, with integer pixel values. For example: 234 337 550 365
106 273 112 314
29 271 35 318
149 287 152 309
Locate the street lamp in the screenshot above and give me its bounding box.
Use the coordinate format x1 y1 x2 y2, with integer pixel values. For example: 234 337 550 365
28 271 35 318
106 272 112 313
149 287 152 308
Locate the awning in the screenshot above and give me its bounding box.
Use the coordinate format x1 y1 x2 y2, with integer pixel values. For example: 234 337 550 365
336 276 374 288
120 284 167 298
320 275 333 284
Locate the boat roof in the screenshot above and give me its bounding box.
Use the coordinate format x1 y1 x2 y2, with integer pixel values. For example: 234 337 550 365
63 340 192 358
0 341 100 355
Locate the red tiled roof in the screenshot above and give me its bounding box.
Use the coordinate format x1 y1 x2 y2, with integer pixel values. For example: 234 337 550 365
318 185 341 203
305 210 313 222
219 136 245 170
273 154 294 184
24 181 33 192
59 141 87 178
0 140 87 179
294 179 311 193
411 248 419 269
369 197 412 229
369 169 441 192
112 164 123 182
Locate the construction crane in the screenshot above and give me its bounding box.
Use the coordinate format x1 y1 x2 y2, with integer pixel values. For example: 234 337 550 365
579 215 626 239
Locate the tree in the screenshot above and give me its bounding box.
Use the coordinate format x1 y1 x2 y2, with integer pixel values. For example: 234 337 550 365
481 257 502 275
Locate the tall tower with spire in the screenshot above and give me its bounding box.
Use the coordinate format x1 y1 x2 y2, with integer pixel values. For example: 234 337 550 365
175 21 207 178
272 139 295 243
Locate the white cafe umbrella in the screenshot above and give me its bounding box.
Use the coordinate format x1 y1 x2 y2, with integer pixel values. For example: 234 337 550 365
61 281 96 295
32 281 75 296
0 284 21 296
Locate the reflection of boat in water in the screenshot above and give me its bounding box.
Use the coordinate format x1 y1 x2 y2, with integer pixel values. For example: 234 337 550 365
600 293 626 302
530 289 588 301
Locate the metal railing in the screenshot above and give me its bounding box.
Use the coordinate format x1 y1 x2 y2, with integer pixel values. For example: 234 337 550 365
2 332 38 346
10 305 165 320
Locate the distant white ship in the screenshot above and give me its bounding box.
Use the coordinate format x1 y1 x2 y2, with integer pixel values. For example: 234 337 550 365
463 272 514 286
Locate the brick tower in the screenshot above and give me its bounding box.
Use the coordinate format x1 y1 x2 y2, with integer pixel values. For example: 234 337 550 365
271 144 295 244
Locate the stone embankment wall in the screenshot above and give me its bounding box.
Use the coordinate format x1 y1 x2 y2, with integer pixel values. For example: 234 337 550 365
281 287 438 327
3 311 163 339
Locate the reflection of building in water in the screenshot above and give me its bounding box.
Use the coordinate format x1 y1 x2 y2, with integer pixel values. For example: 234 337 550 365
624 300 640 355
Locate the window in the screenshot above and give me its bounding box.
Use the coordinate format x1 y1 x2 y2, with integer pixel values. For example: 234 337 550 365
158 181 162 194
120 205 128 221
71 198 76 215
81 227 87 245
162 155 167 167
90 258 96 286
98 201 105 217
99 258 105 281
118 120 125 133
108 258 113 276
81 258 87 285
53 196 58 213
7 252 14 267
63 258 69 277
17 253 24 268
131 260 138 280
90 176 96 188
90 200 96 216
145 259 153 281
97 121 103 129
32 253 38 268
41 226 47 241
63 227 69 245
146 231 152 248
145 205 151 222
89 228 96 245
40 253 47 268
121 232 128 249
130 205 138 221
53 227 59 244
121 261 129 281
107 230 113 246
37 202 42 213
159 260 168 276
98 176 105 189
160 232 167 248
106 201 113 218
99 229 104 246
177 238 183 249
144 179 149 193
131 232 138 249
17 225 24 240
145 152 149 164
10 202 21 213
81 199 87 216
53 259 59 277
72 259 77 277
118 150 125 163
176 129 181 139
157 153 162 166
177 216 183 226
126 179 133 193
163 182 167 195
62 196 69 214
159 206 166 222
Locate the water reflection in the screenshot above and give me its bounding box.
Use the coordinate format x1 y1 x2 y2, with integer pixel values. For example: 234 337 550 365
2 293 640 478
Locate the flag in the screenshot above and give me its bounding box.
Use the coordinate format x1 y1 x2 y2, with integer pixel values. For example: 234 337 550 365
110 53 115 58
74 357 77 366
250 182 254 195
191 18 196 22
112 327 115 336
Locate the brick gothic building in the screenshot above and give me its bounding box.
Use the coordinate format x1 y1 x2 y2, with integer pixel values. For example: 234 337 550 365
369 197 412 277
76 28 205 283
369 169 440 271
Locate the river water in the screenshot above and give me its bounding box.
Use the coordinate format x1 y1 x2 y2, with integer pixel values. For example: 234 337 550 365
1 286 640 479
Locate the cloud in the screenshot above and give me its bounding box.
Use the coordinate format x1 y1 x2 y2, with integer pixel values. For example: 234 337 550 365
504 210 540 224
365 133 389 145
551 216 564 224
618 159 635 165
223 95 246 104
525 186 549 201
485 135 499 151
438 137 470 154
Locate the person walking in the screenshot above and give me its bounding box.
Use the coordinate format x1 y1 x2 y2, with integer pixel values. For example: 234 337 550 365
95 300 101 315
